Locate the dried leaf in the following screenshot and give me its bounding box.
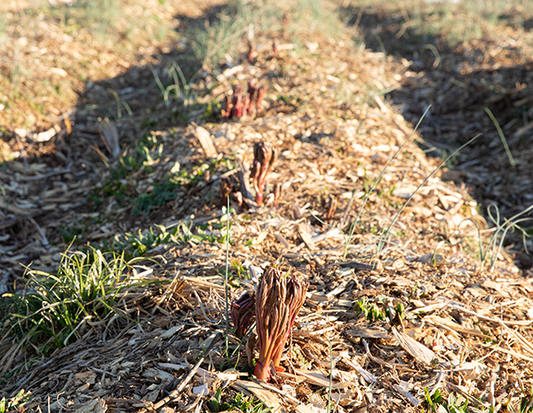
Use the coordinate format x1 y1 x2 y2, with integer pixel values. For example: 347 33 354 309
99 118 120 159
194 125 218 158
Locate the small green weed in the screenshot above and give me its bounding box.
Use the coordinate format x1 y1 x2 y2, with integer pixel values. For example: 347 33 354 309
130 156 235 215
207 388 272 413
424 388 468 413
355 298 405 323
518 388 533 413
111 224 181 256
355 298 386 321
105 221 220 258
0 390 31 413
59 222 89 244
94 133 166 208
231 392 273 413
203 98 223 121
149 62 198 109
207 388 230 413
95 139 235 215
230 259 250 280
132 179 180 215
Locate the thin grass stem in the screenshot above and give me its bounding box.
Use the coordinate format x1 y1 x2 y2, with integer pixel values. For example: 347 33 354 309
327 339 333 413
121 100 133 117
107 89 122 118
378 133 482 252
458 218 485 270
148 62 166 100
491 217 533 272
485 107 516 168
343 106 431 259
485 203 533 270
224 197 231 357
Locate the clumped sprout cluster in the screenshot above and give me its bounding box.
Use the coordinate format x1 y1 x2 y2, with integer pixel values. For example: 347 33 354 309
218 141 279 208
250 142 277 206
231 267 308 382
222 80 266 119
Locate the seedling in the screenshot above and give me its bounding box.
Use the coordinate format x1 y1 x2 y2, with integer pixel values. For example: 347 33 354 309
251 142 277 206
424 388 468 413
0 390 31 413
355 298 386 322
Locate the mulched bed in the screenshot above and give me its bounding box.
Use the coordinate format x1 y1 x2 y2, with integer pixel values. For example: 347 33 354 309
2 1 533 412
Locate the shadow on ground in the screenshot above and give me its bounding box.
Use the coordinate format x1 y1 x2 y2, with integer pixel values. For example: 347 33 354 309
340 4 533 267
0 4 237 276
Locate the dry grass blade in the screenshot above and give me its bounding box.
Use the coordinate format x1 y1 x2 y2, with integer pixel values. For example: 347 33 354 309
392 327 442 367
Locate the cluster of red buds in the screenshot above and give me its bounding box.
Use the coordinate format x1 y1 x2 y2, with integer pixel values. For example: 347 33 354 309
222 80 266 119
231 291 256 339
230 267 307 382
322 195 338 223
250 142 276 206
254 267 307 381
219 142 278 208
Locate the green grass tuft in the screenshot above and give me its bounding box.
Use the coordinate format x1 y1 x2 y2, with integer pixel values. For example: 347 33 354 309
0 248 154 374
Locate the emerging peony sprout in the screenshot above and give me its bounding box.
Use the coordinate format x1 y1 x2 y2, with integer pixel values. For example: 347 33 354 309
254 267 307 381
247 41 256 63
272 275 307 368
250 142 276 206
256 85 266 114
219 177 233 207
231 291 256 338
231 84 244 118
243 94 250 118
273 182 282 207
223 94 231 118
272 39 279 56
247 79 257 116
324 195 338 222
223 81 266 119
